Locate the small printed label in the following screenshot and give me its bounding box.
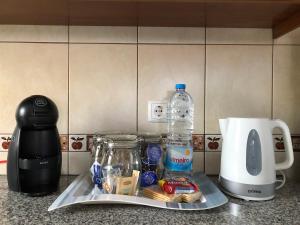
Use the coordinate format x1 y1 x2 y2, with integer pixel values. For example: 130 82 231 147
165 144 193 171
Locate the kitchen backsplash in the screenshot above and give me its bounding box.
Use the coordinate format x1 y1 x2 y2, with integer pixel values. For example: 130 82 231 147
0 25 299 179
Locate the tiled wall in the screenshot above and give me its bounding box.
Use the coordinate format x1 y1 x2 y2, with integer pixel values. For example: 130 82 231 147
0 25 299 179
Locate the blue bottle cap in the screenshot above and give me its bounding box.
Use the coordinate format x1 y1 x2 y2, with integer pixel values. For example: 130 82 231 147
176 84 186 89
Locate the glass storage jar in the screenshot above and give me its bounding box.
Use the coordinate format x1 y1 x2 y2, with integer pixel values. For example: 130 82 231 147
92 134 141 195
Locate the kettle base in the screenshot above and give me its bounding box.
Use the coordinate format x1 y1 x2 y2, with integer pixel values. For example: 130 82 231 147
220 186 274 201
219 176 275 201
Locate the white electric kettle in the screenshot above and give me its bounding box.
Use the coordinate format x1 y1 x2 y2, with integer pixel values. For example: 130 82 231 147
219 118 294 201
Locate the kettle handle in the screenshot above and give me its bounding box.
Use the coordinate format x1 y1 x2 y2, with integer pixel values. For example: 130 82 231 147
271 119 294 171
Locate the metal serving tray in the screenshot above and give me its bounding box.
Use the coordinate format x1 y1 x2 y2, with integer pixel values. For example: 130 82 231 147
49 172 228 211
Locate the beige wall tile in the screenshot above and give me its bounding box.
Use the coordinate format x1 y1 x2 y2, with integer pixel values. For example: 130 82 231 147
205 45 272 133
276 152 300 181
206 28 272 45
205 152 221 175
273 46 300 133
138 27 205 44
62 152 68 175
274 28 300 45
69 152 91 175
193 152 204 172
0 152 7 175
69 26 137 43
69 44 137 134
0 25 68 42
138 45 205 133
0 43 68 133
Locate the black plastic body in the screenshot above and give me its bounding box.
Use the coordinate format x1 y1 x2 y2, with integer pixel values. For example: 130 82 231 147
7 95 61 196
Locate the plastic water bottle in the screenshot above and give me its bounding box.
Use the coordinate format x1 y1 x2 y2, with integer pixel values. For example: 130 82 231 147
165 84 194 175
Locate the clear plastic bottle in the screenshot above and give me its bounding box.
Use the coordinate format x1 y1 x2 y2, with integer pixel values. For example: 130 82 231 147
165 84 194 176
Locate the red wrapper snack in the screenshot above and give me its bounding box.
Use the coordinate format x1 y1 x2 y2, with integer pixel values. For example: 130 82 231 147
158 177 199 194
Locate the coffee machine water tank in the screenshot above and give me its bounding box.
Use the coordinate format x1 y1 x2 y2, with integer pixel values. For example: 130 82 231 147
7 95 61 196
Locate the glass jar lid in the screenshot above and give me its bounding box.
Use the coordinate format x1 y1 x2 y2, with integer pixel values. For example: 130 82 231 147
99 134 138 149
139 134 162 143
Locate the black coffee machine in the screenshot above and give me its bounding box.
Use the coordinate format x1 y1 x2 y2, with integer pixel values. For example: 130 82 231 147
7 95 61 196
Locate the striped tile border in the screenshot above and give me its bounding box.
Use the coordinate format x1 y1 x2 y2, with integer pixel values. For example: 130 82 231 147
204 134 300 152
0 133 299 152
0 134 69 152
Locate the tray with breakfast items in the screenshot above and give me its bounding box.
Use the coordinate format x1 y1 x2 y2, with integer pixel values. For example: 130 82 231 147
48 171 227 211
49 134 227 211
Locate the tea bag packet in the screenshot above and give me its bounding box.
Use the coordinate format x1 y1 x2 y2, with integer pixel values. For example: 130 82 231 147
132 170 140 195
102 167 122 194
115 170 140 195
116 177 134 195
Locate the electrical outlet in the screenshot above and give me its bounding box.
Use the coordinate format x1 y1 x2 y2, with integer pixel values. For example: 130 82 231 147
148 101 168 123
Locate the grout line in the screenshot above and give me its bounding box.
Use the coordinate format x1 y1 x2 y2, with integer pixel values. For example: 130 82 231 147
205 43 273 46
1 41 294 46
68 42 138 45
203 26 207 173
136 26 139 133
67 25 70 176
272 44 300 46
271 41 274 119
0 41 68 44
137 43 273 46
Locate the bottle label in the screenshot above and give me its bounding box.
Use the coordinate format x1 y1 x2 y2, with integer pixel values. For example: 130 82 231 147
165 144 193 171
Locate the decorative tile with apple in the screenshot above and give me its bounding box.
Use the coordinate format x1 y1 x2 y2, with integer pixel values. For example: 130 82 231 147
273 135 300 152
205 135 222 151
273 135 285 151
0 135 12 151
69 135 87 151
192 134 204 152
60 135 69 151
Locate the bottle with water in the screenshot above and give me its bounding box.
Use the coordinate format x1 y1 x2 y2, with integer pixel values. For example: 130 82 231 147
165 84 194 176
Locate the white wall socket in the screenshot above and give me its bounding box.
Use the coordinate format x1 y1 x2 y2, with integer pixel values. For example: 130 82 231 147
148 101 168 123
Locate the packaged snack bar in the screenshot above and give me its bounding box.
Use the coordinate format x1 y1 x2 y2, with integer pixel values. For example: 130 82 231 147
143 185 202 203
158 177 199 194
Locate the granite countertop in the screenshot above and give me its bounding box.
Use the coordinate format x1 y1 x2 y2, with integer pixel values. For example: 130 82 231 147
0 176 299 225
